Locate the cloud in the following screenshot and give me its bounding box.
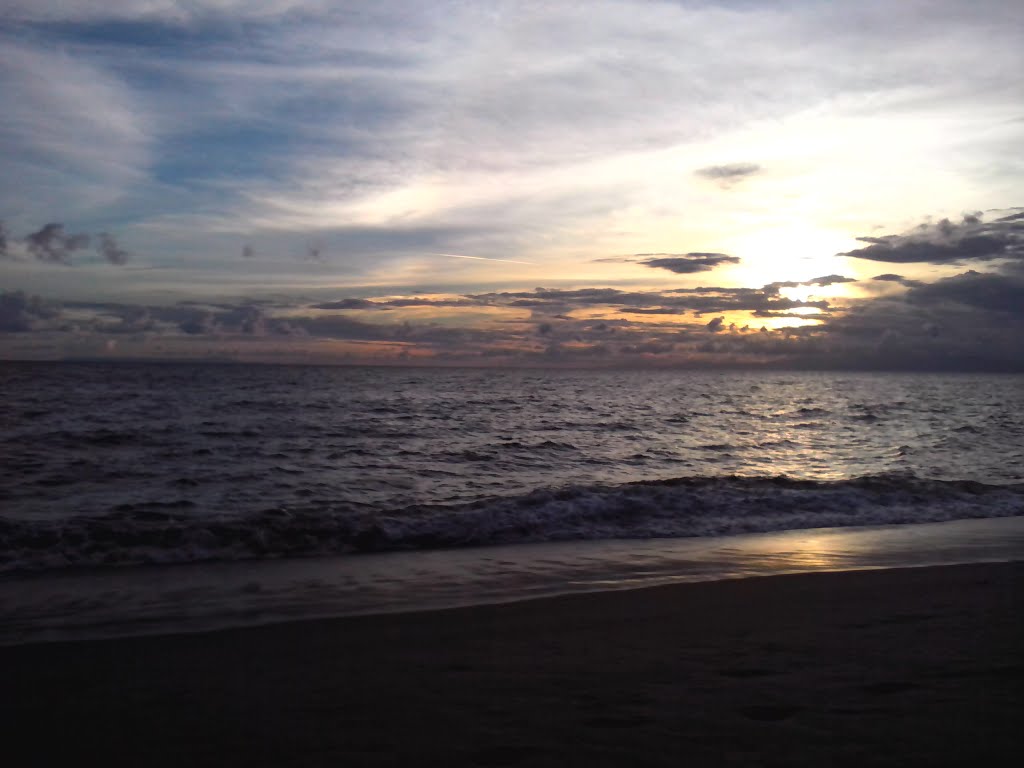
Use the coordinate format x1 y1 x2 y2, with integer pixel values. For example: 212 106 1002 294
0 2 337 23
311 298 379 310
848 237 1009 264
907 270 1024 315
0 291 60 332
96 233 130 265
640 253 741 274
872 273 924 288
470 284 831 318
763 275 855 293
842 210 1024 265
4 0 1022 284
25 223 91 264
310 296 483 311
620 341 674 355
5 268 1023 370
694 163 761 186
802 265 1024 371
2 222 134 266
242 244 255 258
804 274 855 287
0 41 151 216
382 297 482 308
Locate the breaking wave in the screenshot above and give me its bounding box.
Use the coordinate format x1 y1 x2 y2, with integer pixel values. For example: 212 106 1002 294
2 473 1022 572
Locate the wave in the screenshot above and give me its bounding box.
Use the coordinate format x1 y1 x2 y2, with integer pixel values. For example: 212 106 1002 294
1 473 1022 572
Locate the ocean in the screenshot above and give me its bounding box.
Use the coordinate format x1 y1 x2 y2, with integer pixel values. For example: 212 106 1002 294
2 362 1023 642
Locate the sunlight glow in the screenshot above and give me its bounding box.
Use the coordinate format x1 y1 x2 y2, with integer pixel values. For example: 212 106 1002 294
717 225 860 290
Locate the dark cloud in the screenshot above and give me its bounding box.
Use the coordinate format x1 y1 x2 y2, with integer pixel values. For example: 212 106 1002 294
179 314 216 335
662 287 830 316
751 310 819 319
377 297 481 308
847 237 1009 263
805 274 855 286
472 284 830 318
763 275 855 293
472 287 636 308
242 244 255 259
872 273 924 288
805 267 1024 371
1 223 133 266
641 252 741 274
695 163 761 185
0 291 60 332
620 341 675 355
456 272 1021 369
96 232 130 265
306 244 324 262
49 300 298 339
907 270 1024 315
311 298 379 310
842 211 1024 265
311 296 482 310
95 307 156 335
25 223 91 264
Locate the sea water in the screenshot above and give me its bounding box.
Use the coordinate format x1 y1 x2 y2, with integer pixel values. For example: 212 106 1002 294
1 362 1022 642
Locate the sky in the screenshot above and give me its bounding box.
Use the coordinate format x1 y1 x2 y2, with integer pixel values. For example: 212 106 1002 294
1 0 1022 369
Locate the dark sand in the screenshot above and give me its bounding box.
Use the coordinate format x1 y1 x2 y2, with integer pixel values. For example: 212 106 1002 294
3 562 1022 767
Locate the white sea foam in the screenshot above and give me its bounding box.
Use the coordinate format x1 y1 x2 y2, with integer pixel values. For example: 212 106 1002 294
2 473 1021 572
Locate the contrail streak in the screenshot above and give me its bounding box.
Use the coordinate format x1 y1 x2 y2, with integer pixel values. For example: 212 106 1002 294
434 252 533 265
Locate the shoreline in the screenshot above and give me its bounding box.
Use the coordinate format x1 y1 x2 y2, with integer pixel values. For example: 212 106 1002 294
5 514 1024 647
4 561 1022 766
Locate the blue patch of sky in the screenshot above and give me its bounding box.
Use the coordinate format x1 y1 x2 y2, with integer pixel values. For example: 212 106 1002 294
151 125 305 187
26 19 253 50
22 17 417 69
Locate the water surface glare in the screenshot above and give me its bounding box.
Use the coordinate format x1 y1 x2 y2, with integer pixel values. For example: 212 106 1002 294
2 364 1022 570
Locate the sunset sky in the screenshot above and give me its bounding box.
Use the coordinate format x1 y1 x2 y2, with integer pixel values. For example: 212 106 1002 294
1 1 1022 368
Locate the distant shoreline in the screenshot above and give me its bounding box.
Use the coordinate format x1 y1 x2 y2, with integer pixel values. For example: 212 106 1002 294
4 356 1024 373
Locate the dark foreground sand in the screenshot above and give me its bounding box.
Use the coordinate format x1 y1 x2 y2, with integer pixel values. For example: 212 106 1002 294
3 562 1022 767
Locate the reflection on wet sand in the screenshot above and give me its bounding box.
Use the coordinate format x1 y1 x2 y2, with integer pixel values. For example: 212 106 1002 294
3 516 1023 646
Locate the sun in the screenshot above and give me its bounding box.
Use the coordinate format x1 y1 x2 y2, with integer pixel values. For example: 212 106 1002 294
715 224 861 293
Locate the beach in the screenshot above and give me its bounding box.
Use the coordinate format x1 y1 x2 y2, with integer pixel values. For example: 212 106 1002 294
4 561 1021 767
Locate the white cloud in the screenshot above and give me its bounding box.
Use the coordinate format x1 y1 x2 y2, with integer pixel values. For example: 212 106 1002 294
1 1 1021 297
0 41 153 219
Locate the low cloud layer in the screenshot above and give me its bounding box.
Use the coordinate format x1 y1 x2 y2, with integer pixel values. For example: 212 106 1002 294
0 290 60 332
5 246 1022 370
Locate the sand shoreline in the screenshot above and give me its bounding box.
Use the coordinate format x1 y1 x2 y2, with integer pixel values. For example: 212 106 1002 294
4 561 1022 766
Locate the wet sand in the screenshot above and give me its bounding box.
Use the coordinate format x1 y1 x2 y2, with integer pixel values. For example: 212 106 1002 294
3 561 1022 767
